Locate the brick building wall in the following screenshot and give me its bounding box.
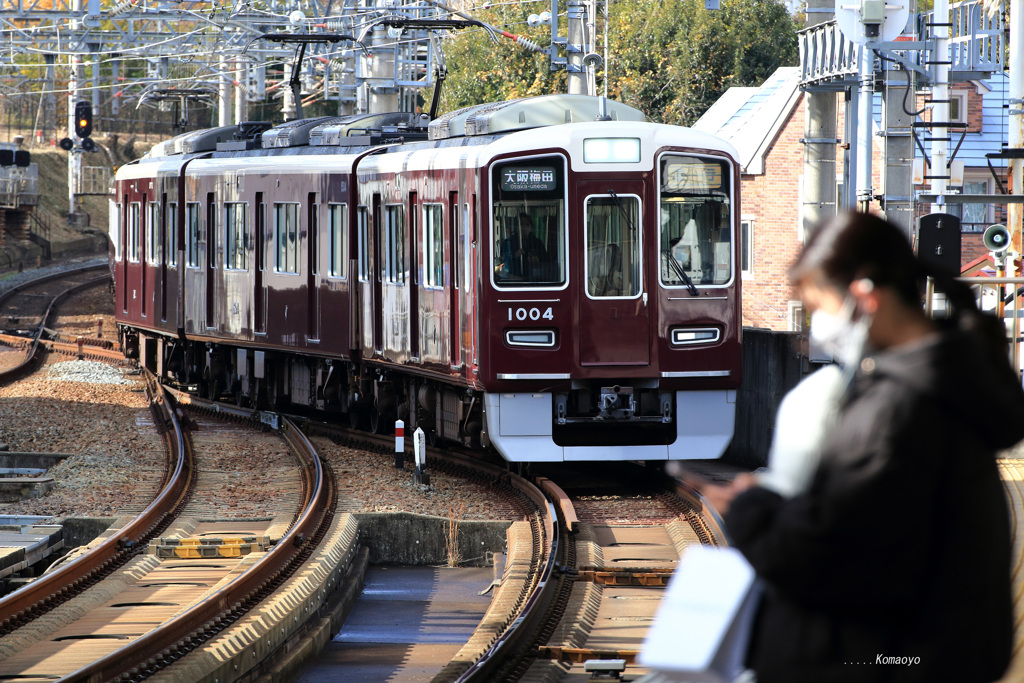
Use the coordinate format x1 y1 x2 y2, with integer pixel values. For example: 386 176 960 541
741 87 1007 331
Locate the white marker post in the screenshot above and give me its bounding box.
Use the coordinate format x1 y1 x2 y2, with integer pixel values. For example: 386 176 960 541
394 419 404 468
413 427 429 486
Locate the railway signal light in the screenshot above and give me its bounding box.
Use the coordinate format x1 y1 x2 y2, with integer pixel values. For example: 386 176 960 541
74 101 93 138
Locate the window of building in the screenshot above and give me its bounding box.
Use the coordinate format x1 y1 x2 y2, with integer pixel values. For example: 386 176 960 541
165 202 177 267
384 205 406 284
128 202 141 263
357 207 369 282
328 204 347 278
424 204 444 288
225 203 248 270
741 218 753 276
949 92 967 125
959 178 992 231
186 202 201 267
275 202 300 274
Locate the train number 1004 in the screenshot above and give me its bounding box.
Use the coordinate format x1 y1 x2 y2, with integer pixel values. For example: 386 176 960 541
508 307 555 322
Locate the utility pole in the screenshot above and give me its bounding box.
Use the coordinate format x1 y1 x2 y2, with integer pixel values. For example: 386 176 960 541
566 0 590 95
881 63 915 234
67 0 82 220
1009 0 1024 262
856 45 874 213
801 0 837 236
234 57 246 124
930 0 951 215
218 54 231 127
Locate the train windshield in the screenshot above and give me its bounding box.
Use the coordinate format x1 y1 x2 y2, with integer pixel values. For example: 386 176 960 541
491 157 566 288
659 155 732 287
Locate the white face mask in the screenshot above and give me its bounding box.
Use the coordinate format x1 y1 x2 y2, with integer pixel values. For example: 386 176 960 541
809 298 871 365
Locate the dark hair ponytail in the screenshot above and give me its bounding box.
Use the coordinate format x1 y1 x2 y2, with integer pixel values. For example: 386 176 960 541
919 259 1015 377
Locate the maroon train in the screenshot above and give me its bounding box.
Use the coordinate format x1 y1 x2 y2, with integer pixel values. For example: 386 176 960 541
113 94 742 462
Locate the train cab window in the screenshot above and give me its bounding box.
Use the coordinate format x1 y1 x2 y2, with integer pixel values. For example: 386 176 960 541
491 158 566 288
147 203 161 265
274 202 300 274
328 204 347 279
584 194 642 298
424 204 444 288
357 206 369 282
166 202 178 267
185 202 201 268
225 203 248 271
384 205 406 284
128 202 141 263
658 155 733 288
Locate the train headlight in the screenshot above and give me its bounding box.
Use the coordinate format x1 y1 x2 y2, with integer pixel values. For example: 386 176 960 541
505 330 556 348
670 327 720 346
583 138 640 164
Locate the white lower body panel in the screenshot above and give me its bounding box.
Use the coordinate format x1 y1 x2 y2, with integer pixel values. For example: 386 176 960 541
483 390 736 462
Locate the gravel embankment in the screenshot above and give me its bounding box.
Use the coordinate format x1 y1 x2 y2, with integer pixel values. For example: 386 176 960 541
316 438 515 521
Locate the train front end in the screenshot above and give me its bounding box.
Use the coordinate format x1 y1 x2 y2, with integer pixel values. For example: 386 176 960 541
476 111 741 462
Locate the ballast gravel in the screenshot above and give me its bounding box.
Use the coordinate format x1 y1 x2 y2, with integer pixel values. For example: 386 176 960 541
47 360 134 385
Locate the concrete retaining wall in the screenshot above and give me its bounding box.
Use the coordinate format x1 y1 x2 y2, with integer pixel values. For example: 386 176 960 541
353 512 511 566
725 327 805 468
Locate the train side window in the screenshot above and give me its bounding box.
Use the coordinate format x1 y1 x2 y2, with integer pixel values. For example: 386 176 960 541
225 203 248 271
166 202 178 268
424 204 444 288
147 203 161 265
274 202 300 274
128 202 141 263
658 155 733 287
186 202 201 267
357 207 369 282
328 204 347 279
384 205 405 285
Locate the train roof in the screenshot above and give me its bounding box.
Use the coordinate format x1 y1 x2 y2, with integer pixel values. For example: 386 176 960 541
122 94 738 180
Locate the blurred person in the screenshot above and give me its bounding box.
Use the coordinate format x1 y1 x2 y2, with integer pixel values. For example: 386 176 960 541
704 211 1024 683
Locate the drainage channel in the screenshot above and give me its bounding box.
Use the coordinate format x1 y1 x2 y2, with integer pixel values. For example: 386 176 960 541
296 565 497 682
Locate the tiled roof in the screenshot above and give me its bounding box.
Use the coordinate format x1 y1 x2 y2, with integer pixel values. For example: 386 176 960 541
693 67 802 174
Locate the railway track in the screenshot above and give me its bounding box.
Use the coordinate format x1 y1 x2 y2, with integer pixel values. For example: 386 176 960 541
498 463 726 682
0 377 338 681
0 264 118 382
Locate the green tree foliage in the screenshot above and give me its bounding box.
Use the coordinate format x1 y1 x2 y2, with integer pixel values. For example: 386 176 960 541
440 0 799 126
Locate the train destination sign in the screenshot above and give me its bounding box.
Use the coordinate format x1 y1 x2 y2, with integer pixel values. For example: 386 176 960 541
662 159 723 193
501 166 557 192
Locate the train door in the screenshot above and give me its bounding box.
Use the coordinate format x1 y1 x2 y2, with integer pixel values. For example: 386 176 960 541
205 192 216 329
307 192 320 341
408 192 419 359
255 193 266 335
575 180 650 366
372 193 383 354
448 191 460 368
140 194 148 318
160 193 168 322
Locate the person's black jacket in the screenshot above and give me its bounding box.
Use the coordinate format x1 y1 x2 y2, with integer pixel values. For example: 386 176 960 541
725 328 1024 683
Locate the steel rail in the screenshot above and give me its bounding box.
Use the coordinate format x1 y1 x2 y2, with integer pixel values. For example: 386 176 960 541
145 391 563 681
62 413 331 682
0 372 192 634
670 476 731 547
0 269 113 383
